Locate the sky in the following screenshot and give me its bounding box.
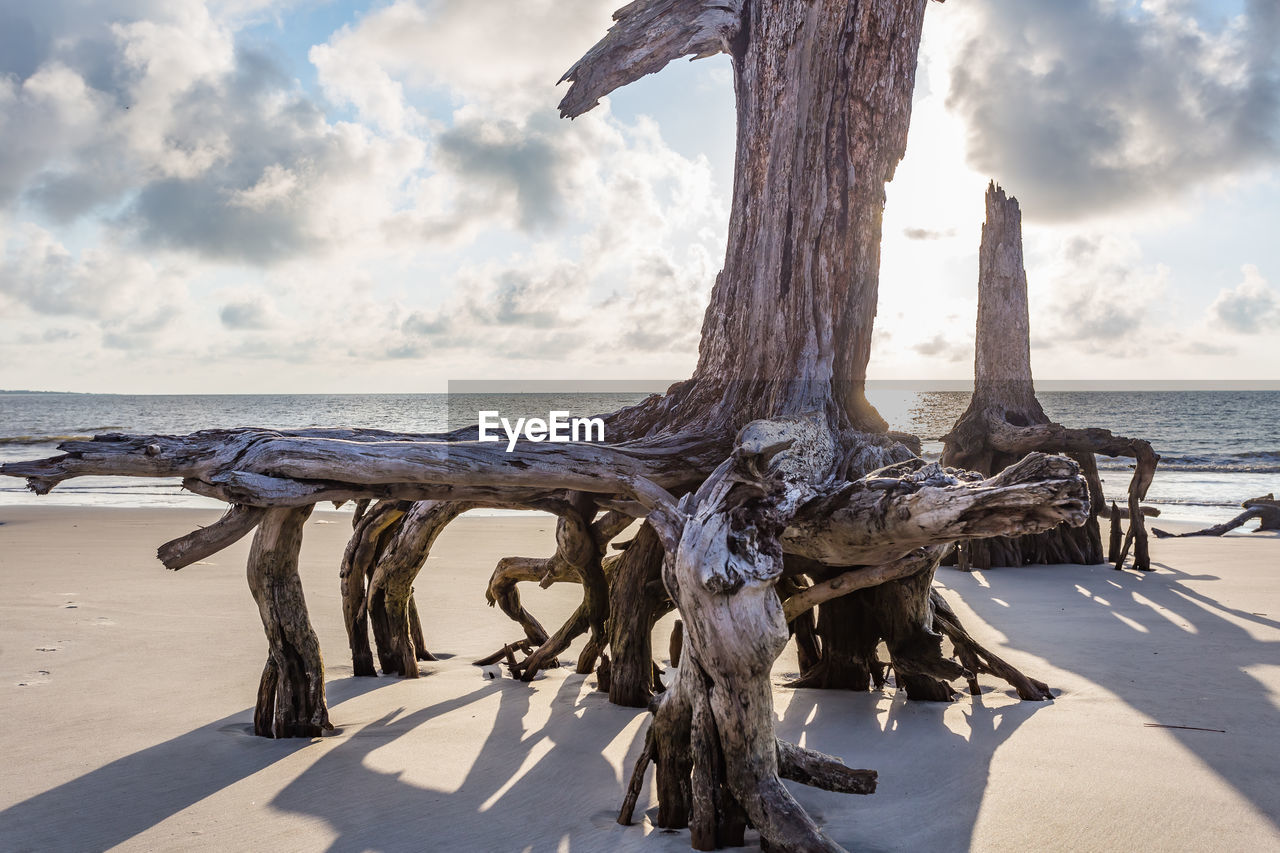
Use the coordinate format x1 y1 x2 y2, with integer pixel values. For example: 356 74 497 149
0 0 1277 393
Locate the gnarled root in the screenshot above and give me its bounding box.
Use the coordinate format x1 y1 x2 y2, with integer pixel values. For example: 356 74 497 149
484 508 640 683
365 500 470 677
608 521 674 706
784 546 960 700
341 500 468 677
340 500 409 676
628 415 879 851
248 506 333 738
625 651 875 850
930 589 1051 700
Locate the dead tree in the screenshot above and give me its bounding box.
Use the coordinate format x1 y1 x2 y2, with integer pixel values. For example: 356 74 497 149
1 2 1099 849
941 183 1160 571
1153 495 1280 538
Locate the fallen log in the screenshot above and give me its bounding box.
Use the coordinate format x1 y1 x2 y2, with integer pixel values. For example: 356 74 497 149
1153 495 1280 538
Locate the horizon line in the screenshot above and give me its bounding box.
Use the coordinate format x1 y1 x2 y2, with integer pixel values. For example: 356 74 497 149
3 379 1279 395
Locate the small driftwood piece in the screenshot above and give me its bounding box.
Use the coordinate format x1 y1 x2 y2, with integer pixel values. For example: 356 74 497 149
1153 495 1280 538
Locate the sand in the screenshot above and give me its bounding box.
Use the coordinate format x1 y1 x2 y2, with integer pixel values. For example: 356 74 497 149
1 505 1277 852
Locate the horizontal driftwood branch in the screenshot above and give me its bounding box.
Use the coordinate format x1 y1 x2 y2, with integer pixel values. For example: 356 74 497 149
984 420 1153 461
780 547 945 622
558 0 744 118
776 739 876 795
0 429 718 503
157 504 266 570
1153 494 1280 538
783 453 1089 566
2 434 1091 572
181 473 565 509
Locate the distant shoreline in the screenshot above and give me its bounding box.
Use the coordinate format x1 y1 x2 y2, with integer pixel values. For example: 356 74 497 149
3 381 1279 395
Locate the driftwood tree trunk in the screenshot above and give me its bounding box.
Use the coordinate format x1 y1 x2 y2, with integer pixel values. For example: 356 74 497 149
247 506 333 738
1 1 1103 849
942 183 1159 570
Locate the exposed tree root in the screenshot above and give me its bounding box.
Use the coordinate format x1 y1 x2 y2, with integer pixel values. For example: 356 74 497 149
157 504 265 570
607 522 674 706
247 506 333 738
930 590 1051 700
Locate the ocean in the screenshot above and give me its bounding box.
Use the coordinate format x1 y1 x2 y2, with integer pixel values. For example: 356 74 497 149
1 389 1276 525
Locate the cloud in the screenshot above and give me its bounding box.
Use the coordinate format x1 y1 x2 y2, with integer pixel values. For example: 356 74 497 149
434 116 573 231
311 0 613 116
1030 233 1169 353
0 0 730 389
903 227 955 241
219 296 277 330
0 2 428 266
1209 264 1280 333
0 222 189 353
947 0 1280 220
911 332 969 363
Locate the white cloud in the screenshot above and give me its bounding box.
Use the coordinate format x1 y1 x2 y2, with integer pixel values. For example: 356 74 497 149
0 221 192 357
312 0 614 116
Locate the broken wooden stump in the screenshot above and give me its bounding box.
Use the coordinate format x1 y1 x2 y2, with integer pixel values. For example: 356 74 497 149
942 183 1159 571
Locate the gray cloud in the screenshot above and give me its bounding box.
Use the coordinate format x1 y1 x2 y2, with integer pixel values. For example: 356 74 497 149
948 0 1280 220
118 47 338 263
1209 266 1279 333
1034 235 1167 355
1182 339 1236 356
219 299 273 329
401 311 448 337
0 5 50 80
911 333 969 362
0 2 403 265
903 227 955 241
435 114 572 232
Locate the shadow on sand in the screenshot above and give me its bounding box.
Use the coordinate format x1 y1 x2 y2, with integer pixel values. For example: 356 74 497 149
23 552 1269 850
941 558 1280 835
0 646 1061 853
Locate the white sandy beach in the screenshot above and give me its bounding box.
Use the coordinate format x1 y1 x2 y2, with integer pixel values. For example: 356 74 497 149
1 506 1277 852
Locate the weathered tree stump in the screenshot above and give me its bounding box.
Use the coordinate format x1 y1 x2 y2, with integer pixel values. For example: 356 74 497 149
941 183 1159 570
0 1 1102 848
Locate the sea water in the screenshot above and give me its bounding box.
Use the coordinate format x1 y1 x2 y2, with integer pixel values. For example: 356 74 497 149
1 389 1276 524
